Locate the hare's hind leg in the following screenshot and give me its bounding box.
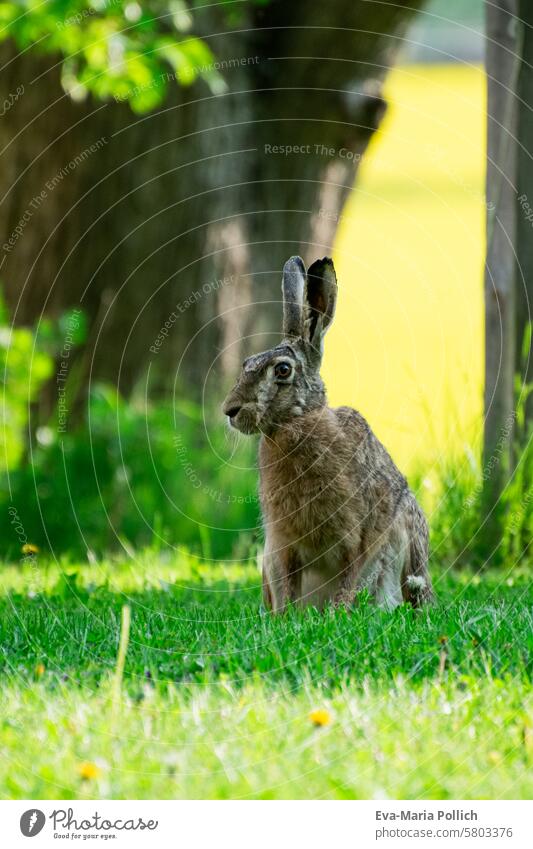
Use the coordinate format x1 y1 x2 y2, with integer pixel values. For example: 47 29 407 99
333 544 404 610
400 497 434 607
372 542 405 610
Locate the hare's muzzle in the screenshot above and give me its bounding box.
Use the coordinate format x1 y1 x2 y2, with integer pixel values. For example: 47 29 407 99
222 395 257 433
224 404 242 421
222 393 243 427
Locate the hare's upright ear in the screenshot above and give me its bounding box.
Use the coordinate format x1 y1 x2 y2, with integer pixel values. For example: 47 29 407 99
281 255 306 339
306 257 338 352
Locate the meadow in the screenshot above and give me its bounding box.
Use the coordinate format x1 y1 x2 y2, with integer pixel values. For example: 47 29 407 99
0 557 531 799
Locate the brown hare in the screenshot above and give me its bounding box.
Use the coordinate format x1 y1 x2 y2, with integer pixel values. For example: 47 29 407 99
222 256 434 612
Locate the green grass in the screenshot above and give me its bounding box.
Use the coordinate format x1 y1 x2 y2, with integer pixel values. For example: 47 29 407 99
0 555 531 799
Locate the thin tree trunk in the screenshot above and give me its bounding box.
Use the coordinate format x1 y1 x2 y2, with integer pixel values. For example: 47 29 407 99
482 0 518 546
516 1 533 428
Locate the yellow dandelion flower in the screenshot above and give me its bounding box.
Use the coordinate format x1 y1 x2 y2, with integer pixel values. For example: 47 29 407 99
22 543 39 555
78 761 102 780
309 708 331 727
35 663 45 676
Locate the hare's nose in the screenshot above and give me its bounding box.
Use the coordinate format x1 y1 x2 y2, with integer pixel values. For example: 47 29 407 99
224 404 241 419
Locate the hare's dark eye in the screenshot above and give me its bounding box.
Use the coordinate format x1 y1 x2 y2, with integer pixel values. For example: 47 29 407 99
274 361 292 379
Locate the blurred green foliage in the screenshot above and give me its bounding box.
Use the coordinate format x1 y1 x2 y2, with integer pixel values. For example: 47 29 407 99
0 292 258 560
1 385 259 561
415 409 533 572
0 0 231 112
0 294 54 470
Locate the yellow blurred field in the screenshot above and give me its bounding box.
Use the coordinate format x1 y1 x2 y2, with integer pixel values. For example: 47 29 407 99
323 64 486 473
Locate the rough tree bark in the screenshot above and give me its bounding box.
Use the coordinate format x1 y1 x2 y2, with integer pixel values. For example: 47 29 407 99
0 1 424 412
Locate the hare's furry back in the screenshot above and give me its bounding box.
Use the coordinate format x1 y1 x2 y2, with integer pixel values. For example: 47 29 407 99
222 256 434 611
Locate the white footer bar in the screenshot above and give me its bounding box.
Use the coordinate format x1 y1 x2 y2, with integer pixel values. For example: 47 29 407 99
3 799 531 848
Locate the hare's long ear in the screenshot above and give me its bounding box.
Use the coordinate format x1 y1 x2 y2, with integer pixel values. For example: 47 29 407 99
306 257 338 351
281 255 306 338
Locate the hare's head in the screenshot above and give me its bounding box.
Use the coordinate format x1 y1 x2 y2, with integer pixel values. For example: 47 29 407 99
222 256 337 435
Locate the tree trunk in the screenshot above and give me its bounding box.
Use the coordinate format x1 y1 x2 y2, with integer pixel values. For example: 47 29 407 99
0 1 424 416
516 0 533 429
481 0 518 549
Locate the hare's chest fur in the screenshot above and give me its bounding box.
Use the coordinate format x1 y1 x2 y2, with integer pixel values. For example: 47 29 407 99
258 410 362 587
